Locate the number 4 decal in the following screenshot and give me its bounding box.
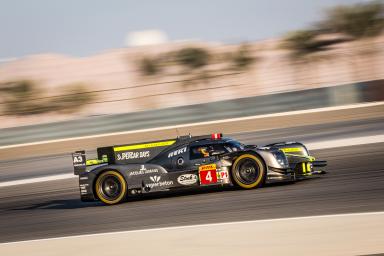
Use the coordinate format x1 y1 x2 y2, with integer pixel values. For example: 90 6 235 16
199 164 218 185
205 171 212 182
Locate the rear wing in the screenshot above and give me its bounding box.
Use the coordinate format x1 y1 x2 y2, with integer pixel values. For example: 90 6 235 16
71 150 108 175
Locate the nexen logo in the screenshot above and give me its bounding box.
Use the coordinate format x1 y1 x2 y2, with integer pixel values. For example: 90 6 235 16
168 147 187 158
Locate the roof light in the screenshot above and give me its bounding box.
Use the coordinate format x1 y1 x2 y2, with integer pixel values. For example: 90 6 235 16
211 133 222 140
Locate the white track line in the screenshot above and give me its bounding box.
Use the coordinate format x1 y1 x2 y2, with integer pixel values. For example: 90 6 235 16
307 134 384 150
1 101 383 150
1 211 383 245
0 173 75 188
0 134 383 188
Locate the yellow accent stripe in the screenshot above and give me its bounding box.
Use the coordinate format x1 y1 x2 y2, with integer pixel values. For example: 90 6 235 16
285 153 316 162
302 162 306 173
86 159 107 166
113 140 176 151
281 148 302 153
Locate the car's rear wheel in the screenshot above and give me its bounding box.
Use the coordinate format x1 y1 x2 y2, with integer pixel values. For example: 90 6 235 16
231 154 266 189
95 170 127 205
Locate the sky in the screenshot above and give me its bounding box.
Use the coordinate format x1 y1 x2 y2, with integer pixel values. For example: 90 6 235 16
0 0 366 59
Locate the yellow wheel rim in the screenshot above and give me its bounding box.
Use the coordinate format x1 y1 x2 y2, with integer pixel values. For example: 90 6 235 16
95 170 127 205
231 154 265 189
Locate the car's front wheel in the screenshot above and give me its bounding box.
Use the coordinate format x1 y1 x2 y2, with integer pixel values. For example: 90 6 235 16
95 170 127 205
231 154 266 189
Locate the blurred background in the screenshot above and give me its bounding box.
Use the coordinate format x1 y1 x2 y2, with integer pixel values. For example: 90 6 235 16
0 0 383 143
1 1 384 254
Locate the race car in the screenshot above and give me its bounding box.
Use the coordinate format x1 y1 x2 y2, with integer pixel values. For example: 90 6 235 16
72 133 326 205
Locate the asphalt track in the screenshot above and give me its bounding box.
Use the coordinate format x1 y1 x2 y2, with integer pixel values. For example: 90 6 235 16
0 118 384 243
1 116 383 182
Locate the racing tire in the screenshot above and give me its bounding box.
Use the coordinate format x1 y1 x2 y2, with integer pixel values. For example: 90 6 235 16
231 154 266 189
95 170 127 205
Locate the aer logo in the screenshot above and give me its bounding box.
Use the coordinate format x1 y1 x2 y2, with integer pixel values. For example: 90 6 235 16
150 176 161 183
168 147 187 158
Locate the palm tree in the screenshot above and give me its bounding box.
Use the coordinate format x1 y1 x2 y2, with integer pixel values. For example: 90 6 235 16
320 1 384 80
0 81 94 116
282 30 321 57
175 47 210 69
138 57 161 76
281 1 384 86
174 47 211 86
281 29 341 87
321 1 384 39
230 44 255 71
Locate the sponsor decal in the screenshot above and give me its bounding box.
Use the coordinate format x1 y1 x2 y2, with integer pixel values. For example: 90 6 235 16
147 175 173 188
199 164 217 171
116 151 150 160
113 140 176 152
177 174 198 185
168 147 187 158
72 152 85 167
219 170 229 179
199 164 218 185
79 184 89 194
129 165 159 176
150 176 161 183
73 155 83 163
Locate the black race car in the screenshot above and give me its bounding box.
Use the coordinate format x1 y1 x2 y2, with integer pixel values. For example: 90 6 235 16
72 133 326 205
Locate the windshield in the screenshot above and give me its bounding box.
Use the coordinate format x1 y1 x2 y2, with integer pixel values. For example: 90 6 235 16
224 140 245 152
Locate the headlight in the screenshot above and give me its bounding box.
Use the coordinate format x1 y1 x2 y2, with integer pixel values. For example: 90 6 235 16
273 151 289 167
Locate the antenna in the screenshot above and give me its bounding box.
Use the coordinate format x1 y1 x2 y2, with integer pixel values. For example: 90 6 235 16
175 128 180 138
